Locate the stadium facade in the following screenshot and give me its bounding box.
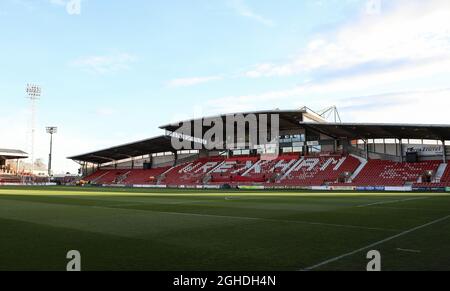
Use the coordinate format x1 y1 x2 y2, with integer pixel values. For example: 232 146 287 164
69 108 450 192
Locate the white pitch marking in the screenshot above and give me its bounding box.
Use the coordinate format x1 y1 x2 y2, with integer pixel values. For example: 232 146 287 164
367 206 449 212
301 214 450 271
123 210 396 232
105 200 218 207
396 248 422 253
225 197 239 201
88 203 398 232
356 197 430 208
105 203 146 208
166 200 217 205
148 211 399 232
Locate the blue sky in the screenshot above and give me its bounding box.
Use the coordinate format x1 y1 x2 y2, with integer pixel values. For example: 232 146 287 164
1 0 450 173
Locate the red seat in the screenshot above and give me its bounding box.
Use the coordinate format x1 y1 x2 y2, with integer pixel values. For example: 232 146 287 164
352 160 441 186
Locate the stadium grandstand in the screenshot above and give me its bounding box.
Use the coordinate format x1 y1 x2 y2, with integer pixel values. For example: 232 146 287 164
0 148 28 184
68 108 450 192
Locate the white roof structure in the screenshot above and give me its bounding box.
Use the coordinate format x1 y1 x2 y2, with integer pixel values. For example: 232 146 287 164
0 148 28 160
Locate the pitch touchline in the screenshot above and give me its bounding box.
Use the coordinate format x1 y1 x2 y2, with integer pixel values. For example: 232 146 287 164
2 189 450 198
301 214 450 271
355 197 430 208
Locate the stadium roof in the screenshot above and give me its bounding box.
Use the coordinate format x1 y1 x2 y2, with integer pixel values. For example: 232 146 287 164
0 149 28 160
301 122 450 140
68 135 200 164
68 116 450 164
159 109 314 132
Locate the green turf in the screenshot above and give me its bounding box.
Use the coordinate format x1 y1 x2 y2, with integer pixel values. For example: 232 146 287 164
0 186 449 271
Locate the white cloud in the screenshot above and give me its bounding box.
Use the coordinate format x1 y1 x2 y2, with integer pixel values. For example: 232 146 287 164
244 0 450 78
201 0 450 123
205 85 450 124
66 0 81 15
229 0 274 27
48 0 82 15
365 0 382 15
166 76 223 88
70 53 137 74
205 54 450 113
335 88 450 124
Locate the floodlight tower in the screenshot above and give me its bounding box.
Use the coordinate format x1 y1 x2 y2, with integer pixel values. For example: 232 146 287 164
26 84 41 174
46 127 57 176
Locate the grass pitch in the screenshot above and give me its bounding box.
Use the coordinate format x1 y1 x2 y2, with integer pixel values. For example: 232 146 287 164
0 186 449 271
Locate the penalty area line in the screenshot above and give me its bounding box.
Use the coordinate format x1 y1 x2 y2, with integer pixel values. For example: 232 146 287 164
301 214 450 271
356 197 430 208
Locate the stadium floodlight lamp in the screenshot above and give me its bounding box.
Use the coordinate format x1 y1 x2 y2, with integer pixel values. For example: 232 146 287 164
46 127 58 135
26 84 42 98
